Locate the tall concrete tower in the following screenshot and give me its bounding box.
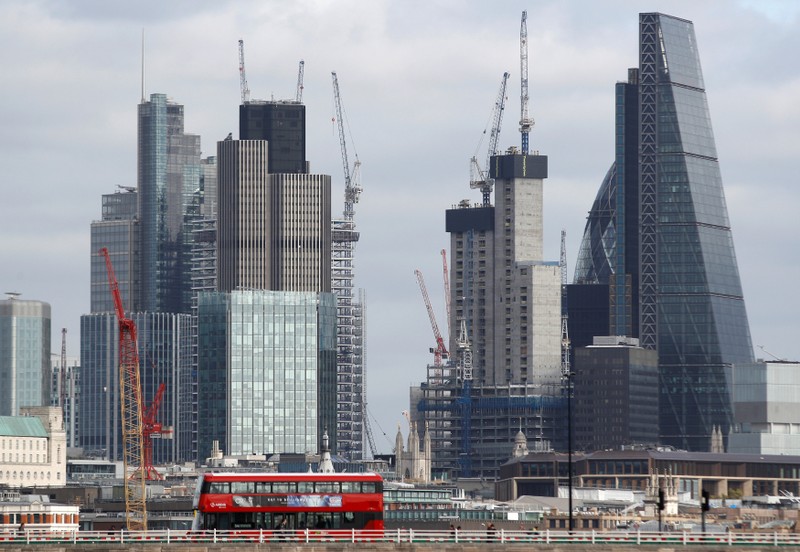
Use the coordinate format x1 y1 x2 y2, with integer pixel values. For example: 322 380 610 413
447 153 561 387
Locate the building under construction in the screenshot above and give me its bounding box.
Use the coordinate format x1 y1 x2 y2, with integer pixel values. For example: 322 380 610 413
413 12 568 481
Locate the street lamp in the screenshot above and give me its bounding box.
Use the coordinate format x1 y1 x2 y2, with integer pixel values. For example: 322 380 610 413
562 370 574 533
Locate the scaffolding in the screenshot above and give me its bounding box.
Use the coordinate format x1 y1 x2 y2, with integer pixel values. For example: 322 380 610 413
331 220 366 460
417 362 565 481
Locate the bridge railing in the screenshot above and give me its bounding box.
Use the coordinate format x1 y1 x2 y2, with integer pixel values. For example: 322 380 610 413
1 528 799 546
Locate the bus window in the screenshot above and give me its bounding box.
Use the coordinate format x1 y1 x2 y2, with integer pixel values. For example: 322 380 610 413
272 482 296 493
361 482 376 493
209 482 230 494
231 481 255 494
255 481 271 493
343 512 356 525
340 481 356 493
296 481 314 493
315 482 339 493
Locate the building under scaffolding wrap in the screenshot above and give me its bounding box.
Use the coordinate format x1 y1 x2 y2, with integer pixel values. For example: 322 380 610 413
414 362 566 480
331 218 366 460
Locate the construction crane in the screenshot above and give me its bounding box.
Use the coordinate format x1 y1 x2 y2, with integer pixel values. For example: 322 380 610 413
470 71 510 206
414 269 448 366
135 382 166 481
455 317 473 476
238 39 250 104
362 402 378 458
441 249 451 343
519 11 535 154
296 60 305 102
331 71 362 221
560 229 570 375
100 247 147 531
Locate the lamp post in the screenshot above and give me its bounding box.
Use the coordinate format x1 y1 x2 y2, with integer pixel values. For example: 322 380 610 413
563 370 574 533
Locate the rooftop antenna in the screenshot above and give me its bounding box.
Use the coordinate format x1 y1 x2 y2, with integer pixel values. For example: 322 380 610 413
140 29 146 103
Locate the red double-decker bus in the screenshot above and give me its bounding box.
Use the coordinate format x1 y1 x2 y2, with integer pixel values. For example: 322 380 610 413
192 472 384 533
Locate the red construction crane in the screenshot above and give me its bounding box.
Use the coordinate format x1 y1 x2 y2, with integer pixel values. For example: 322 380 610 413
99 247 147 531
135 382 166 481
415 269 449 366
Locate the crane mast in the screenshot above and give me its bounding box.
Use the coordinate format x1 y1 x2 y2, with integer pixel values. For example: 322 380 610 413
560 230 571 379
296 60 305 102
519 11 534 154
441 249 451 344
100 247 147 531
136 382 166 481
470 71 510 206
331 72 362 220
415 269 448 367
238 39 250 104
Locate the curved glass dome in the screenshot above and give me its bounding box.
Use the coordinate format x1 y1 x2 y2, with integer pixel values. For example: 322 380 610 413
573 163 616 285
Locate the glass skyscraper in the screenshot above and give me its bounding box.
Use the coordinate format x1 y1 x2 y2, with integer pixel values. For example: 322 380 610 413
79 312 191 462
0 295 51 416
137 93 201 314
197 290 337 461
574 13 754 451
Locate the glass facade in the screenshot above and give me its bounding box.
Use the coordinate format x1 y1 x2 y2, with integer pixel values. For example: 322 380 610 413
79 312 191 462
197 290 337 462
0 298 51 416
90 191 138 313
137 94 201 314
239 102 307 174
573 13 754 451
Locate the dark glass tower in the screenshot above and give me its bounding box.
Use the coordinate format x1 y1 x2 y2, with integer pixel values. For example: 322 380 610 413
239 101 306 174
574 13 754 451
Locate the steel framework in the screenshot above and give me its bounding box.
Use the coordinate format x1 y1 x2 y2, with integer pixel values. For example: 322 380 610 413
100 247 147 531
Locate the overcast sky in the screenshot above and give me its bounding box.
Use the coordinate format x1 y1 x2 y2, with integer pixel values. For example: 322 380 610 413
1 0 798 454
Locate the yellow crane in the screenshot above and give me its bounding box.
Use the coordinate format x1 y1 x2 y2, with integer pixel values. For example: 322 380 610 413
100 247 147 531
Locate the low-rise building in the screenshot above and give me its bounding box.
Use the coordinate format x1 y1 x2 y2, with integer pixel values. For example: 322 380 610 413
0 407 67 487
0 492 79 532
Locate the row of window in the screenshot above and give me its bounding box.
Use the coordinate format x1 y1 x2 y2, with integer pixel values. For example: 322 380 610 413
1 470 58 480
1 453 48 463
205 480 380 494
0 438 46 450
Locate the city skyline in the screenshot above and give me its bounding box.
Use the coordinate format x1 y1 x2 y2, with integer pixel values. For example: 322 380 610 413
1 1 798 454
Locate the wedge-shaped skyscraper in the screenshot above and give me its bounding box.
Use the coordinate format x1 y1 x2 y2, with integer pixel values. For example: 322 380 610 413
574 13 754 451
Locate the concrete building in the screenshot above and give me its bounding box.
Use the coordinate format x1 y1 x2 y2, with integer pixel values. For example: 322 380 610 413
197 290 337 460
729 361 800 454
0 406 67 488
416 147 564 480
572 13 754 451
447 153 560 386
573 337 659 452
0 294 51 417
496 448 800 501
0 492 79 533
